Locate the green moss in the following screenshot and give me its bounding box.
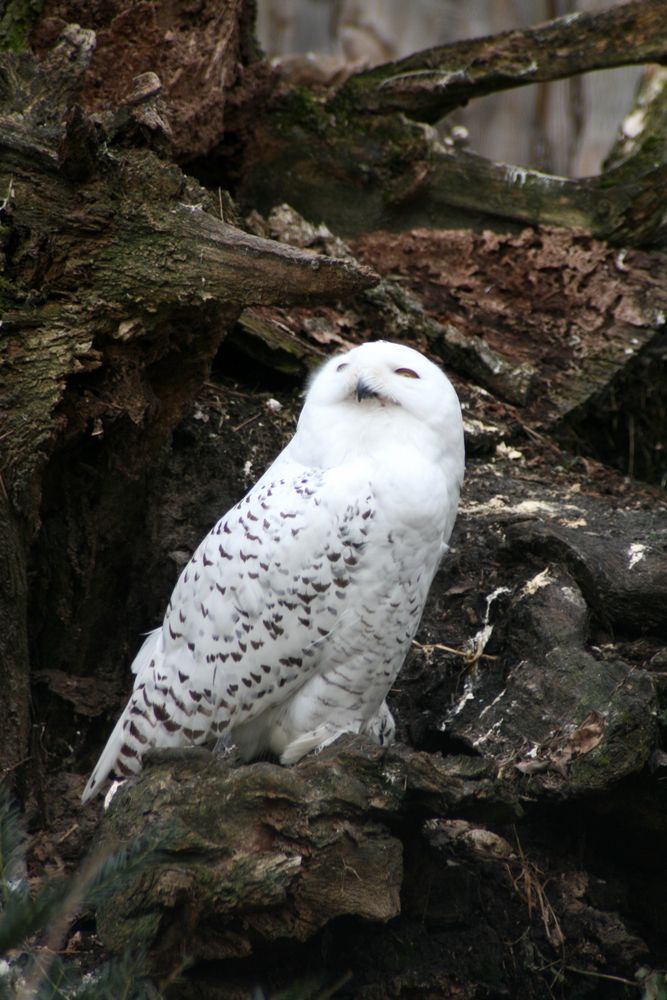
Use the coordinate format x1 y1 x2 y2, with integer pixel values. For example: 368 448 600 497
272 88 331 139
0 0 45 52
0 274 20 310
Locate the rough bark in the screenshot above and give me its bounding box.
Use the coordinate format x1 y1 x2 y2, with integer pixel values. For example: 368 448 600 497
335 0 667 121
29 0 270 160
96 742 520 968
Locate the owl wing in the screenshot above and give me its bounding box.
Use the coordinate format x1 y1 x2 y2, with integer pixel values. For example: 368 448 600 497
82 460 377 801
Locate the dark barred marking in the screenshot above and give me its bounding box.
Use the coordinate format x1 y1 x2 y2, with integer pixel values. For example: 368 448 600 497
120 742 139 759
167 690 188 713
183 727 205 741
218 545 233 559
130 722 148 743
280 656 302 667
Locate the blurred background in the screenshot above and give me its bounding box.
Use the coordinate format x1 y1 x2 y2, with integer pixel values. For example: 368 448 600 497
256 0 643 177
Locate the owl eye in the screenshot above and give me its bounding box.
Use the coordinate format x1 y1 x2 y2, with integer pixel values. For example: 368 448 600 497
395 367 420 379
336 362 349 372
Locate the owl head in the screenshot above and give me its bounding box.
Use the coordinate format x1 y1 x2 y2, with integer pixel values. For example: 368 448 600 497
304 340 461 430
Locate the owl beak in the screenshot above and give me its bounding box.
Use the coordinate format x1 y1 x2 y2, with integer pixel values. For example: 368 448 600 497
356 378 379 402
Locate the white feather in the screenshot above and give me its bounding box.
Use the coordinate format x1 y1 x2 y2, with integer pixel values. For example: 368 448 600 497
82 341 464 802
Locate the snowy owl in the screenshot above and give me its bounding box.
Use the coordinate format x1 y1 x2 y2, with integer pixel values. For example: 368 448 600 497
82 340 464 802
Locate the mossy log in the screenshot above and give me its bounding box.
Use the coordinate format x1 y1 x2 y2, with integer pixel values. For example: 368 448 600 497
336 1 667 120
235 0 667 245
96 741 520 972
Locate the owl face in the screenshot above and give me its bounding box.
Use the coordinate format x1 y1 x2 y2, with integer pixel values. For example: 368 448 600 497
305 340 459 431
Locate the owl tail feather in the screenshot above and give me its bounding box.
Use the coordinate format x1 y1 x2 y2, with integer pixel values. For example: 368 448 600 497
80 706 142 803
81 630 162 803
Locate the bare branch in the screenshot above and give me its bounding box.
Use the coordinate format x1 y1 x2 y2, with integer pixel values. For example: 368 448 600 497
336 0 667 122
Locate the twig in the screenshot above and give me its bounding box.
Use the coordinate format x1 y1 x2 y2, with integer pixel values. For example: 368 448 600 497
232 411 262 433
563 965 639 988
56 823 79 844
508 829 564 951
412 639 497 666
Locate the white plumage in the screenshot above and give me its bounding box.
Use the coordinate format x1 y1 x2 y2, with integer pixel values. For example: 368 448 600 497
82 341 464 802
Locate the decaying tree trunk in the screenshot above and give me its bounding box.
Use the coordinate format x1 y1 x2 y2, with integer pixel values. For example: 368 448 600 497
1 1 667 997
